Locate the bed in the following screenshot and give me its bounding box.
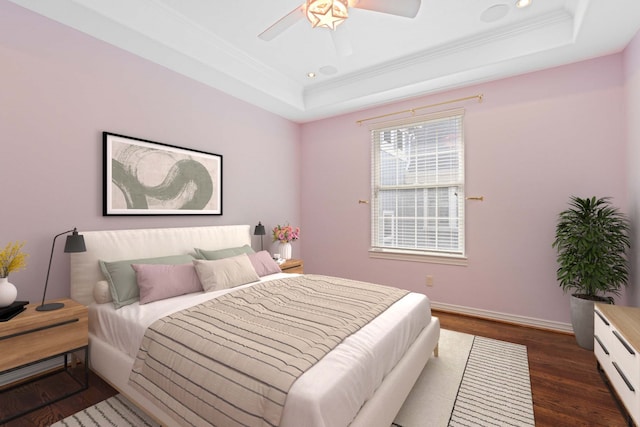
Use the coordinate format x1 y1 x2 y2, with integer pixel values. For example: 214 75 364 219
69 225 440 427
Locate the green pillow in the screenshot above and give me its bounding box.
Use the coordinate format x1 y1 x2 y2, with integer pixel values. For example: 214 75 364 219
100 254 195 308
195 244 254 260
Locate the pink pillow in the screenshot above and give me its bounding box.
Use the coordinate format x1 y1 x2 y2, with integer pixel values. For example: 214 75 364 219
247 251 282 277
132 263 203 304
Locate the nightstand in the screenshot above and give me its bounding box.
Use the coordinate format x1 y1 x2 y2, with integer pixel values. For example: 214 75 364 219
0 298 88 423
280 259 304 274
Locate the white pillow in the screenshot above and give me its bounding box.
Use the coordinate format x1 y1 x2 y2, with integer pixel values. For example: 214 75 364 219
193 254 260 292
94 280 113 304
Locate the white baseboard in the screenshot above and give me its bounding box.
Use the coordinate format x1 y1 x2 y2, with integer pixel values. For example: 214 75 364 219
431 301 574 334
0 357 63 387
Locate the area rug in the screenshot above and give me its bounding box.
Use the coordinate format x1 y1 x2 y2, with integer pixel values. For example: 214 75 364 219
394 329 535 427
51 330 534 427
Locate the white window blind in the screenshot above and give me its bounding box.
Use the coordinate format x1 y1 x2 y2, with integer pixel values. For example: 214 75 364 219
371 109 465 257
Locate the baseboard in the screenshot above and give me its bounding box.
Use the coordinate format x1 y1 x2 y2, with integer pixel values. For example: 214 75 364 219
431 301 574 334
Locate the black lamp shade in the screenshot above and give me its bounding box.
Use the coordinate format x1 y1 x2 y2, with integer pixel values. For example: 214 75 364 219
64 230 86 253
254 222 266 236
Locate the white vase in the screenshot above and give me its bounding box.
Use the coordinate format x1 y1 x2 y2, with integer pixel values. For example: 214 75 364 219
279 242 292 260
0 277 17 307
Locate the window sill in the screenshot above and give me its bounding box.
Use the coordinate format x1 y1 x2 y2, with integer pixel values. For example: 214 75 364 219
368 249 468 266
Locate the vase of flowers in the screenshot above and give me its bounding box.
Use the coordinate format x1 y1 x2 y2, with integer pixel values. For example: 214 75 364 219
272 224 300 260
0 241 28 307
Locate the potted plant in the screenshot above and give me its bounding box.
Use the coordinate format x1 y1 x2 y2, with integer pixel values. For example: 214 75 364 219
552 196 631 350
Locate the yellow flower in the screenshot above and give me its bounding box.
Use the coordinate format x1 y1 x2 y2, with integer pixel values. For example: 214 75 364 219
0 241 28 278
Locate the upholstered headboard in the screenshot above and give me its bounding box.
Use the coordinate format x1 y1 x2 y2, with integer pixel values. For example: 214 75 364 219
70 225 251 305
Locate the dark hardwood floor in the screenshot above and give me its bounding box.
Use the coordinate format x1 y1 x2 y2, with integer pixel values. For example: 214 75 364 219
0 368 117 427
435 309 629 427
0 311 628 426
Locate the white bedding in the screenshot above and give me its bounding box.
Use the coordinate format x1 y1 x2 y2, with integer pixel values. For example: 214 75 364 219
89 273 432 427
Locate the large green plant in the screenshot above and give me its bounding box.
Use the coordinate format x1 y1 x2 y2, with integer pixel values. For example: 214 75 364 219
552 196 631 301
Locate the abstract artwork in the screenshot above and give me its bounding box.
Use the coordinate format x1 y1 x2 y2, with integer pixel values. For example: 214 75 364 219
103 132 222 215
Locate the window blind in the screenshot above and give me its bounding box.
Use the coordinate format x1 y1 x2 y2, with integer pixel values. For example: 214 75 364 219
371 109 465 256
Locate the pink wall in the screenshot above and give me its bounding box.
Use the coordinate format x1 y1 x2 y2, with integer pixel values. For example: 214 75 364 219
0 2 302 304
2 2 636 326
300 55 628 324
625 29 640 307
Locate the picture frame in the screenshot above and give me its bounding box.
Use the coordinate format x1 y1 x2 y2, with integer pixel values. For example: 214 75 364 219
103 132 222 216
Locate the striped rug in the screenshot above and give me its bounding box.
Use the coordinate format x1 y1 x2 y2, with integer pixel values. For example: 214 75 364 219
52 331 534 427
447 336 535 427
50 394 159 427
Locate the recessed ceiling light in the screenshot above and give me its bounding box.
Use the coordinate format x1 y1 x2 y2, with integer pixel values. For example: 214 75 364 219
515 0 532 8
307 72 317 78
480 4 509 23
319 66 338 75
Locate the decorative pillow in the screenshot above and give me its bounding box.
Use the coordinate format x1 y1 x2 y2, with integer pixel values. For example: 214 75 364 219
195 244 255 260
193 254 260 292
247 251 282 277
132 263 203 304
93 280 113 304
99 254 195 309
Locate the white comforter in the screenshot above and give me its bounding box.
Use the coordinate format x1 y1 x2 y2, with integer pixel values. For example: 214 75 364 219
89 273 432 427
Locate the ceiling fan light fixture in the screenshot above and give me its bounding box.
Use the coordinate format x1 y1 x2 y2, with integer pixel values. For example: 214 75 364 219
306 0 349 30
515 0 532 8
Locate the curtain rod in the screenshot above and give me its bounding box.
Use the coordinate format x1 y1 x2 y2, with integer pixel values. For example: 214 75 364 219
356 94 484 126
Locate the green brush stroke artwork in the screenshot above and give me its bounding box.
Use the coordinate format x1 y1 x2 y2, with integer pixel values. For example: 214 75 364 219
111 144 217 211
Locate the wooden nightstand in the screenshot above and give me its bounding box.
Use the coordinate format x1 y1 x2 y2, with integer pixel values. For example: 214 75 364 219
280 259 304 274
0 298 88 423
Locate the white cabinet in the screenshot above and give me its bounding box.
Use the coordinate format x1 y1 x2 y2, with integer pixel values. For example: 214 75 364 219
594 304 640 426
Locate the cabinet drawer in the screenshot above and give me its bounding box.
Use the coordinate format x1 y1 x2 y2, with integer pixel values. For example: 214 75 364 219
594 304 640 426
608 360 639 423
609 326 640 389
594 310 612 358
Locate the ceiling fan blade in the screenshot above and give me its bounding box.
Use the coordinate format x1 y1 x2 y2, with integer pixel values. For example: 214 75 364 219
351 0 421 18
258 4 305 41
330 25 353 57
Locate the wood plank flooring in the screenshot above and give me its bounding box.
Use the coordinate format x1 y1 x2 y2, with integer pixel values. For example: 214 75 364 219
435 310 629 427
0 310 629 426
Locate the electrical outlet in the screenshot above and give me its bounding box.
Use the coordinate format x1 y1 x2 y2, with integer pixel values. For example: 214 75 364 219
426 275 434 287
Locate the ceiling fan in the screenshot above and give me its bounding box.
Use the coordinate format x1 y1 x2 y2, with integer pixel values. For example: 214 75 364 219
258 0 422 56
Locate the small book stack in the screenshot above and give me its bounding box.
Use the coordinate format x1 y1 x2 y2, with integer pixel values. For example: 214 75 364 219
0 301 28 322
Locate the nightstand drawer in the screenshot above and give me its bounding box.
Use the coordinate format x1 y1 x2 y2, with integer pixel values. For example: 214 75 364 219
1 317 87 371
281 259 303 274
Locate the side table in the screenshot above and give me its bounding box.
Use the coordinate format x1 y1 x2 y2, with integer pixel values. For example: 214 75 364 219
0 298 88 423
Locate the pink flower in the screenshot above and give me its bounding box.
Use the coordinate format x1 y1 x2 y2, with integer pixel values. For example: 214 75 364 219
272 224 300 243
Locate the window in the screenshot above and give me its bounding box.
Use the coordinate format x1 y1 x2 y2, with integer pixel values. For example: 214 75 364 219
370 109 465 261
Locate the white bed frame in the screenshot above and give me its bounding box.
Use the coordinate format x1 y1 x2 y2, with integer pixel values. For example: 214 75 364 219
70 225 440 427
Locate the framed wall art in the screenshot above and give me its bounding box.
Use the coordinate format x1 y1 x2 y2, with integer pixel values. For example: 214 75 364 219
103 132 222 216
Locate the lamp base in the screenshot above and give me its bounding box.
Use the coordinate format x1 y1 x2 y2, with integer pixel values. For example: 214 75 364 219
36 302 65 312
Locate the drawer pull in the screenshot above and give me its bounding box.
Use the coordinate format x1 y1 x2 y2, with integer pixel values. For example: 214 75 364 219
594 335 609 355
612 330 635 355
0 318 79 341
595 310 609 326
612 361 636 392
